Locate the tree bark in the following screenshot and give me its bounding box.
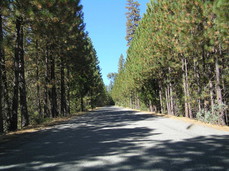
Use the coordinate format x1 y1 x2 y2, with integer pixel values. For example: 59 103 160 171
17 17 29 127
35 40 42 117
50 47 58 117
66 66 70 114
11 18 22 131
168 67 174 115
60 54 66 116
0 3 3 133
215 49 225 125
184 58 193 119
165 86 171 115
149 100 153 112
209 80 214 114
169 82 174 115
44 44 50 118
182 58 189 118
80 94 84 112
159 81 164 114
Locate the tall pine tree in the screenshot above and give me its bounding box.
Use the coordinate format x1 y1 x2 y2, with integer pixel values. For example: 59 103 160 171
125 0 141 46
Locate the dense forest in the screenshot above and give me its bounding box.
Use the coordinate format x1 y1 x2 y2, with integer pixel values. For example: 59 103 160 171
0 0 110 133
112 0 228 125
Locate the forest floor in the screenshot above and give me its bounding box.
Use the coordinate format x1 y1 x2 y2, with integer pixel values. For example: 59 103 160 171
0 106 228 171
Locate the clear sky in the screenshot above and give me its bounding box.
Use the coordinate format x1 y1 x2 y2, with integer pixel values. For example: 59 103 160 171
80 0 149 85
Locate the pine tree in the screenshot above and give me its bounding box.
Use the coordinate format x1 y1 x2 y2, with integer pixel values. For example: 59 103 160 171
118 54 125 73
0 0 115 133
112 0 228 125
125 0 141 46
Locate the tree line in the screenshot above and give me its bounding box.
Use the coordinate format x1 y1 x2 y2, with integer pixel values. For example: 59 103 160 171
112 0 228 125
0 0 110 134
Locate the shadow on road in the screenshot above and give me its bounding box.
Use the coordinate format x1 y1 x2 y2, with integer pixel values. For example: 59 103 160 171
0 107 228 171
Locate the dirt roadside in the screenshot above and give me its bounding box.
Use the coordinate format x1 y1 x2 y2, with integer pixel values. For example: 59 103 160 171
0 112 88 144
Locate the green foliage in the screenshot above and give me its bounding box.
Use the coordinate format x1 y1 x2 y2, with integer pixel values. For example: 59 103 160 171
0 0 108 133
112 0 229 125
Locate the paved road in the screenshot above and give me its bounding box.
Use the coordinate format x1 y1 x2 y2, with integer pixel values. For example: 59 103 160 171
0 106 229 171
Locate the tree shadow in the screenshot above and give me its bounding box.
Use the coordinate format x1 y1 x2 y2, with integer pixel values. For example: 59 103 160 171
0 107 228 171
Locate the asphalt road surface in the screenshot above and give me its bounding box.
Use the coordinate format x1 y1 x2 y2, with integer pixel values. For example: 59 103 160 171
0 106 229 171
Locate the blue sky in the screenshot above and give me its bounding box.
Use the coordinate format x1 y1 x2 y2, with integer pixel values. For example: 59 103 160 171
80 0 149 85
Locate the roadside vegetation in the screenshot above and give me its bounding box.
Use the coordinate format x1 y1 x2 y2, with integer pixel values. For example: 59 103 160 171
112 0 228 125
0 0 112 134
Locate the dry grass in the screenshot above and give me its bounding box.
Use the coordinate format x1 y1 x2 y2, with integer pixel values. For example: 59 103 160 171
133 108 229 132
0 111 87 143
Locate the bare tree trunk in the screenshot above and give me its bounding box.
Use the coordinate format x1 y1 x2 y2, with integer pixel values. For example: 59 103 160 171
1 46 10 131
44 45 50 118
66 66 70 115
35 40 42 117
137 94 140 109
0 3 3 133
165 86 171 115
60 54 66 116
169 82 174 115
17 17 29 127
159 81 164 113
215 49 225 125
11 18 21 131
129 92 133 108
149 100 153 112
50 48 58 118
209 80 214 114
182 58 189 118
80 94 84 112
184 58 193 118
194 60 201 112
168 67 174 115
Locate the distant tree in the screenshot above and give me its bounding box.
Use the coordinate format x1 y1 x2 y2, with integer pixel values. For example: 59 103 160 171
118 54 125 73
107 72 117 91
125 0 141 46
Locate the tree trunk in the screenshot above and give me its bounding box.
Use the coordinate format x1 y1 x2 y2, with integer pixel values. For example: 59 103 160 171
60 54 66 116
215 52 225 125
35 40 42 117
169 83 174 115
165 86 171 115
2 43 10 131
209 80 214 114
80 94 84 112
182 58 189 118
44 45 50 118
168 67 174 115
184 58 193 118
50 47 58 117
194 60 201 112
0 4 3 133
149 100 153 112
66 66 70 114
11 18 21 131
17 17 29 127
136 94 140 109
129 97 132 109
159 81 164 114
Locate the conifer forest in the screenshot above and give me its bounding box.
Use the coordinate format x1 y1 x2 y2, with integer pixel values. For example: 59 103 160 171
0 0 228 135
0 0 110 133
112 0 228 125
